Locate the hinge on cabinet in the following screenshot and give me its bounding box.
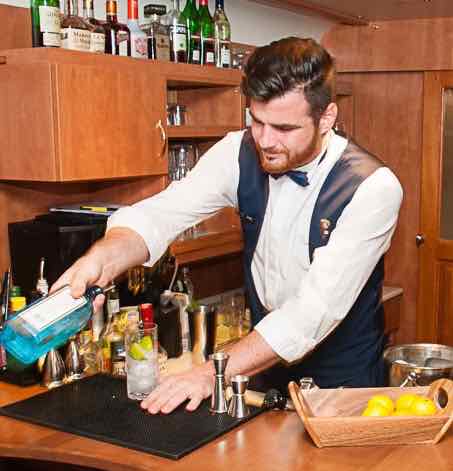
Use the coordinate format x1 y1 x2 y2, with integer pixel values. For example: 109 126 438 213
0 57 6 65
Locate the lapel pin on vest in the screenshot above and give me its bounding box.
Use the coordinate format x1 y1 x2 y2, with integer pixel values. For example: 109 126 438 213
320 218 331 240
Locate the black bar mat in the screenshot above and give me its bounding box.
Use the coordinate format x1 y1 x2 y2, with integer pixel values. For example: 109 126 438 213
0 374 264 460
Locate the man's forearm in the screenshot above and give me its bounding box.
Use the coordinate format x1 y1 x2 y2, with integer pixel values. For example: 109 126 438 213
88 227 150 283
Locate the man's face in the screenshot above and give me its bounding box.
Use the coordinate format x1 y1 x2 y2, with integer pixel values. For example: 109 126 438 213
250 90 324 174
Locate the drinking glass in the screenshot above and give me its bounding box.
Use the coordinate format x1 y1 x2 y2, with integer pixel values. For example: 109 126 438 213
125 323 159 400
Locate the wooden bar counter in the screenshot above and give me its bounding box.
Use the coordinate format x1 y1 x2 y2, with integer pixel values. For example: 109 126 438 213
1 380 453 471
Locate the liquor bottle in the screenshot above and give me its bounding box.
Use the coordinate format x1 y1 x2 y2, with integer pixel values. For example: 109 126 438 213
198 0 215 66
127 0 148 59
82 0 106 53
144 13 171 61
168 0 188 63
182 0 200 64
30 0 61 48
213 0 231 68
0 285 110 365
104 0 131 56
61 0 91 52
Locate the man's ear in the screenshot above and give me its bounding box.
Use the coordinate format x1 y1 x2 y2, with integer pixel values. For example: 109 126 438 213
319 102 338 135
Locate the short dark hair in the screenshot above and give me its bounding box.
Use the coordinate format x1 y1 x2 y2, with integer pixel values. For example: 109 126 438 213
241 37 335 124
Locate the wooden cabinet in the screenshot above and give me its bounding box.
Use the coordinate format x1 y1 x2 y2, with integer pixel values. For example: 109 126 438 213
0 48 245 268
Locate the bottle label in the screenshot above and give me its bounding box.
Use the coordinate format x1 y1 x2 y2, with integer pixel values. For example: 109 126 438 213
15 287 86 334
61 28 91 52
107 298 120 316
206 50 215 64
131 34 148 59
156 34 170 61
170 25 187 52
90 32 105 53
220 45 231 67
39 6 61 34
117 30 129 56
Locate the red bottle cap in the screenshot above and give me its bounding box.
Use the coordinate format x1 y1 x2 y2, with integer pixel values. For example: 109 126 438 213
128 0 139 19
139 303 154 328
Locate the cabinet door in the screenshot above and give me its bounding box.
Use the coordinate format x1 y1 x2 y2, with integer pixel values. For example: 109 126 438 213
0 63 57 180
54 63 167 181
418 71 453 343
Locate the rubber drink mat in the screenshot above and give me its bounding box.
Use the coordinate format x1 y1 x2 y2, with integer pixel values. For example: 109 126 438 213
0 374 263 460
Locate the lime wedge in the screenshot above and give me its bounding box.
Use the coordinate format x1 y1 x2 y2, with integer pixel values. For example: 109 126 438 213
140 335 153 352
129 342 145 360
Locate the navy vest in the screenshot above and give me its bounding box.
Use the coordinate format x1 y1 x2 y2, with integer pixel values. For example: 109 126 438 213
238 131 386 390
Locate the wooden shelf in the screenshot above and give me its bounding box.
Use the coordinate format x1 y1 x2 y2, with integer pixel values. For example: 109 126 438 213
167 125 240 139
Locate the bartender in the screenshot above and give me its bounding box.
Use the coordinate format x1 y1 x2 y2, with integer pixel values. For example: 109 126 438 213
54 37 403 414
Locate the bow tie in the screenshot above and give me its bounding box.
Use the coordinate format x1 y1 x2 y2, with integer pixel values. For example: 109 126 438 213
271 170 309 187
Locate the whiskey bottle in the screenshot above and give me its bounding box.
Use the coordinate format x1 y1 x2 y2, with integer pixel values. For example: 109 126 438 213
168 0 188 63
198 0 215 66
82 0 105 53
144 14 170 61
213 0 231 68
127 0 148 59
30 0 61 48
182 0 200 64
61 0 91 52
104 0 131 56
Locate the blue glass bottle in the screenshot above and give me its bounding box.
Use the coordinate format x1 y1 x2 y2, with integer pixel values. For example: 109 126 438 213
0 285 104 365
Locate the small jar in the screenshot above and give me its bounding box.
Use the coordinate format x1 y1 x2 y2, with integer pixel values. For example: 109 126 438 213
172 104 187 126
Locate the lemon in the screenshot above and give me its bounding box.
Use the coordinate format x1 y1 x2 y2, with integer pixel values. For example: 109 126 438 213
362 404 391 417
139 335 153 351
409 396 437 416
129 342 145 361
392 409 412 416
367 394 394 413
395 393 418 411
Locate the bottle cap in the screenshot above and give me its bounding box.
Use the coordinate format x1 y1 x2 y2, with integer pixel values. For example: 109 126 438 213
10 296 26 312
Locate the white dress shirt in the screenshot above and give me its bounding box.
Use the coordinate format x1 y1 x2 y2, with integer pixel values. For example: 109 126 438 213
107 130 403 364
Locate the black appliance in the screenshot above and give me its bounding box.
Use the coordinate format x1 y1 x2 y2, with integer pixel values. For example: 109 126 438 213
8 212 107 300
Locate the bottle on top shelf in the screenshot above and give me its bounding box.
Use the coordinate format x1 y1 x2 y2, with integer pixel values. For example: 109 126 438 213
61 0 91 52
182 0 200 64
127 0 148 59
168 0 188 63
82 0 106 53
198 0 215 66
143 13 171 61
214 0 231 68
30 0 61 48
104 0 131 56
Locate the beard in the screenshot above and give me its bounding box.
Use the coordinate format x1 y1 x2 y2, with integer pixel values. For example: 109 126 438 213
256 126 322 174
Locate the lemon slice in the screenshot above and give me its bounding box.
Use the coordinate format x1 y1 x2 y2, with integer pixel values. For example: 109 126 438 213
129 342 145 360
140 335 153 351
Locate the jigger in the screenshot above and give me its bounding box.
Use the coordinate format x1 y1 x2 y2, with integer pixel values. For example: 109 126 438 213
41 349 66 389
228 375 250 419
64 336 85 382
210 352 229 414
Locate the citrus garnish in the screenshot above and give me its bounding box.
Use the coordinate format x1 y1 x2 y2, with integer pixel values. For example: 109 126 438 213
367 394 394 413
129 342 145 361
395 393 418 411
139 335 153 351
362 404 391 417
409 396 437 416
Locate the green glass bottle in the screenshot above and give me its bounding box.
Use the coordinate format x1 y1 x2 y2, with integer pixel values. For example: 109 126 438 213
30 0 61 48
182 0 200 64
214 0 231 68
198 0 215 66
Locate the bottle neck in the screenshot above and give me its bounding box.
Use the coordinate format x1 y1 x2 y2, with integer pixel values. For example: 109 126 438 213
65 0 79 16
173 0 181 11
215 0 224 10
128 0 139 20
106 0 118 21
82 0 94 19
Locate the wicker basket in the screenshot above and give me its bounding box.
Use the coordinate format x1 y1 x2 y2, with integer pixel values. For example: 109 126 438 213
288 378 453 447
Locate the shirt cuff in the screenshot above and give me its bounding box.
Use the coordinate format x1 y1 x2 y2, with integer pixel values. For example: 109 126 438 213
106 206 169 267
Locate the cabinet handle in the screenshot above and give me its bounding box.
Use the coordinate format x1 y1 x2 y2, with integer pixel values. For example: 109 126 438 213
416 234 425 247
156 119 166 158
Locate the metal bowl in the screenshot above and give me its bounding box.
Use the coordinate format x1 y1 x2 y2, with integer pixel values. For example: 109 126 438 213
383 343 453 386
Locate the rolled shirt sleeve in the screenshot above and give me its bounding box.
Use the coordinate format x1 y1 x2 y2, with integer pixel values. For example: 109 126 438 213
106 131 242 267
254 167 403 363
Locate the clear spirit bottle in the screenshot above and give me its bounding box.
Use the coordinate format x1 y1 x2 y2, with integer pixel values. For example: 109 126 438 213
213 0 231 68
0 285 107 365
61 0 91 52
144 13 171 61
81 0 105 53
127 0 148 59
168 0 188 63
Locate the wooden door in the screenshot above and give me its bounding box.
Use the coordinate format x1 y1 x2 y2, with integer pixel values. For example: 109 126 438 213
55 63 167 181
418 71 453 344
